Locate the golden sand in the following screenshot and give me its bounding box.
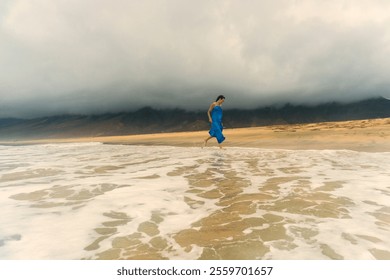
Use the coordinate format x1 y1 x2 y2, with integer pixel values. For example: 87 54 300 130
3 118 390 152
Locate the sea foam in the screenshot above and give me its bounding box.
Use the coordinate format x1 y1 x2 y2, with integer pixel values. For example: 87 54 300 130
0 144 389 259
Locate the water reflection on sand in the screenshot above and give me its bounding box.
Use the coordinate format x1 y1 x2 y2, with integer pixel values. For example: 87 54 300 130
0 143 389 260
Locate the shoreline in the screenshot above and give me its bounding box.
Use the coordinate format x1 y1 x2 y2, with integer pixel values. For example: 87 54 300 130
1 118 390 152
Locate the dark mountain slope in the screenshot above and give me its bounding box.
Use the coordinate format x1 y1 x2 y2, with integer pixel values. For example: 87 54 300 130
1 97 389 140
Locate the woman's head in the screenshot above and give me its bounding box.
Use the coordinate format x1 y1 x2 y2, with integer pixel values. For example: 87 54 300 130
216 95 225 102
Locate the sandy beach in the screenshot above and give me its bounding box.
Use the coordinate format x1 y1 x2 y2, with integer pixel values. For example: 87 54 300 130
1 117 390 260
2 118 390 152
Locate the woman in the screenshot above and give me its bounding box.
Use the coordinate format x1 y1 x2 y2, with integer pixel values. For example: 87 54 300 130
203 95 226 149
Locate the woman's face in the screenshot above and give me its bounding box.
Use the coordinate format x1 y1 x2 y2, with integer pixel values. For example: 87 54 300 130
218 98 225 105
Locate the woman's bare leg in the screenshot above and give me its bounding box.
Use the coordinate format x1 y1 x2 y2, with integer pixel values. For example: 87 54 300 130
203 136 213 148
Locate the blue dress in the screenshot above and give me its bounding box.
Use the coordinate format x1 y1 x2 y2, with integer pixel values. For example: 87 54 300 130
209 105 225 144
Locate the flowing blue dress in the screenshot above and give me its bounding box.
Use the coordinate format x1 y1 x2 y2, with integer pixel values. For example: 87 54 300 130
209 105 225 144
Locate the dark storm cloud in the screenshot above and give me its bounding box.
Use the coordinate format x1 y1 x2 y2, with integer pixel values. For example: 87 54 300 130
1 0 390 118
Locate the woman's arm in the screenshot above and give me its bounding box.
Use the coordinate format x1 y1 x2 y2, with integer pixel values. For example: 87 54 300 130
207 102 216 123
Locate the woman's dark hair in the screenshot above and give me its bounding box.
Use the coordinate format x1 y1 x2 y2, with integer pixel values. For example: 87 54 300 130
216 95 225 102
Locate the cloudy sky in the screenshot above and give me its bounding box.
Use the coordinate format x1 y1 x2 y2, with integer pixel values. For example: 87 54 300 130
1 0 390 118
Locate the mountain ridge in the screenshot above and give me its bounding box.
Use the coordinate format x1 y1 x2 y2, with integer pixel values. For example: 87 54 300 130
1 97 389 140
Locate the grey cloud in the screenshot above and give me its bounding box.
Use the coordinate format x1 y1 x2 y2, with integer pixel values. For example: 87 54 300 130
1 0 390 118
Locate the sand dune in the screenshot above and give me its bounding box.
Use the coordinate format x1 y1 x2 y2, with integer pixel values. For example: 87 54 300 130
2 118 390 152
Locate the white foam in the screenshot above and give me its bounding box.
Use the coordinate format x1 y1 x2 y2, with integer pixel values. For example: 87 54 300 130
0 144 389 259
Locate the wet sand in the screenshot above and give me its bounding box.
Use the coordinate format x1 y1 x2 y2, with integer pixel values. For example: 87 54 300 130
2 118 390 152
2 144 389 259
1 120 390 259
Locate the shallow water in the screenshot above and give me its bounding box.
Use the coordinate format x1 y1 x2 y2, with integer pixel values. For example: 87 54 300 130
0 143 389 259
